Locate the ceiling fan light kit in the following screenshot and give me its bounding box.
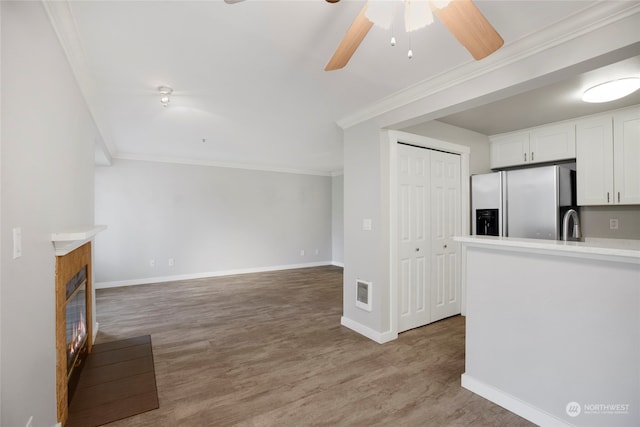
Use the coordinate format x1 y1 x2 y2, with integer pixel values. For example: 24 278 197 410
325 0 504 71
581 77 640 103
158 86 173 107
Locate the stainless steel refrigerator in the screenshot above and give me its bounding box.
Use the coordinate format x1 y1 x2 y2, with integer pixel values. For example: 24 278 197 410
471 165 575 240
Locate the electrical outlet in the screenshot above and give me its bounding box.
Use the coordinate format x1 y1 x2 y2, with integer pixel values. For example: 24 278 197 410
610 218 619 230
168 258 174 266
149 259 156 267
300 249 305 256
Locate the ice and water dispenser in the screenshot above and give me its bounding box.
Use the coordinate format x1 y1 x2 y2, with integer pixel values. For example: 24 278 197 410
476 208 500 236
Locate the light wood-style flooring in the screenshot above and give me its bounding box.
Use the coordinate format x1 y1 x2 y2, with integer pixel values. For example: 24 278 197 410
95 266 533 426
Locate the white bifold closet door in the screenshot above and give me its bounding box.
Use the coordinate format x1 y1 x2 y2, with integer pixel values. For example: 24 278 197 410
397 143 461 333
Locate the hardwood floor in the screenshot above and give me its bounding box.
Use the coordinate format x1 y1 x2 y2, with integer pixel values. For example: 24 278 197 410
95 266 533 426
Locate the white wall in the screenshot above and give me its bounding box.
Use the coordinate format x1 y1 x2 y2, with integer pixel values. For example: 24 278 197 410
331 174 344 266
94 159 332 286
463 245 639 426
1 2 98 426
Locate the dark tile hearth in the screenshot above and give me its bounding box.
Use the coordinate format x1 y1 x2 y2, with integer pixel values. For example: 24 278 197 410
66 335 159 427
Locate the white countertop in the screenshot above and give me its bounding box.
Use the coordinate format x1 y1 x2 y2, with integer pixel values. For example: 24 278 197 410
455 235 640 260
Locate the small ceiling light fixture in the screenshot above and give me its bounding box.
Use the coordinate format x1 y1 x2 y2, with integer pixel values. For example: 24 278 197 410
158 86 173 107
582 77 640 103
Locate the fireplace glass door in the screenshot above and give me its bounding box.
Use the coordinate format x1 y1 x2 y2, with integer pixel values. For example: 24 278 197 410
65 268 88 374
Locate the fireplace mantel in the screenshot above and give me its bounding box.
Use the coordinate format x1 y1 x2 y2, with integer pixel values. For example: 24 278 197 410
51 225 107 256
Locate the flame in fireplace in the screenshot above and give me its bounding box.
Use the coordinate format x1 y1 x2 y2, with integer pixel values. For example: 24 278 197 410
68 311 87 369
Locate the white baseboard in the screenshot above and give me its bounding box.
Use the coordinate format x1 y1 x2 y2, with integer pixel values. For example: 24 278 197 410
93 322 99 341
95 261 333 289
340 316 397 344
461 374 570 427
331 261 344 268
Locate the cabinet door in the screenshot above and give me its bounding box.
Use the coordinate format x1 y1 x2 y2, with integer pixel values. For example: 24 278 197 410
613 108 640 204
490 132 529 168
529 123 576 164
576 115 613 205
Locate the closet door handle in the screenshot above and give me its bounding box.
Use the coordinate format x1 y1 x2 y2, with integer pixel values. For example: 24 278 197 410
618 192 621 203
524 152 527 162
607 192 610 203
531 152 534 161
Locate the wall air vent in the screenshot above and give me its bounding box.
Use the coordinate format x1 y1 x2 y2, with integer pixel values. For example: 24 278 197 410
356 279 372 312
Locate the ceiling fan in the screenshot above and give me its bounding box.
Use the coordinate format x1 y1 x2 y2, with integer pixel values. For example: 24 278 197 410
224 0 504 71
325 0 503 71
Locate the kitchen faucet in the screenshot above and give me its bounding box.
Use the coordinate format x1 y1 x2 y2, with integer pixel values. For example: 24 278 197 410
562 209 581 241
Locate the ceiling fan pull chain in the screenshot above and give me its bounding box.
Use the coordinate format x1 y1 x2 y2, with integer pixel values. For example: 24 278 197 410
390 22 397 46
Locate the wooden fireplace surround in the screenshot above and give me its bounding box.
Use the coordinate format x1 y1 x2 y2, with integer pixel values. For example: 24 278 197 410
55 241 93 426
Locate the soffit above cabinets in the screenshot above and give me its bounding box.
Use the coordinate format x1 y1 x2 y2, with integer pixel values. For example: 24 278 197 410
436 54 640 136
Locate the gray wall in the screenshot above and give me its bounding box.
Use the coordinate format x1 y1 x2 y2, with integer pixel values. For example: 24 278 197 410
94 159 333 285
342 124 390 336
331 174 344 266
581 205 640 240
402 120 492 175
1 2 98 425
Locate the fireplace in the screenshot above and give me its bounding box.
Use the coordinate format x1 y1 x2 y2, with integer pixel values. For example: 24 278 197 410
65 267 88 401
55 241 94 426
52 225 105 425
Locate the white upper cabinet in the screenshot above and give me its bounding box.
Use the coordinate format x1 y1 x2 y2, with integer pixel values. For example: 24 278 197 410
613 107 640 205
576 115 614 205
576 106 640 206
490 132 530 168
530 123 577 163
490 122 576 169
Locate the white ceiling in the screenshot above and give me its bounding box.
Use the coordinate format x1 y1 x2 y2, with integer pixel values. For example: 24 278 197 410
45 0 640 174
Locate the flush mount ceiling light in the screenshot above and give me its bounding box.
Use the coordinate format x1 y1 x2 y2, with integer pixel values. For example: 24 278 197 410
582 77 640 103
158 86 173 107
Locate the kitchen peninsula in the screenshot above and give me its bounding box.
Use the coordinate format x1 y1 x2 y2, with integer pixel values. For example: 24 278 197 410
456 236 639 427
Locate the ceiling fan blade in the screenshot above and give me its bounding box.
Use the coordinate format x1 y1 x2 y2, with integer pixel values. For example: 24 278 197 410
325 4 373 71
433 0 504 60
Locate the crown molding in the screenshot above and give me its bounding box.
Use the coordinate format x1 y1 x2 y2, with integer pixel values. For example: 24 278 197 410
337 1 640 129
42 0 115 162
113 152 336 177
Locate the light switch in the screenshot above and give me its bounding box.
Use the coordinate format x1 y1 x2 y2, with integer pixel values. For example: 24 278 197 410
13 227 22 259
610 218 619 230
362 218 372 231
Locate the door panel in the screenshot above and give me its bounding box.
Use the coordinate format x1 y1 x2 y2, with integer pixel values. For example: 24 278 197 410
430 150 461 322
614 108 640 204
397 144 431 332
